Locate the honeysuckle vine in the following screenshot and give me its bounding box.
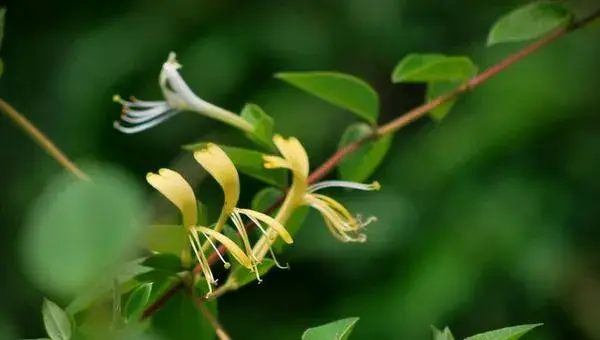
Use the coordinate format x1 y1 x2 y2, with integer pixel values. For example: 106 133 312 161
1 5 599 339
137 8 600 320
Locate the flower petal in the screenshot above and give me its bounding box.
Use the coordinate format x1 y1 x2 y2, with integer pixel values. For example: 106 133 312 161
196 226 252 269
270 135 310 180
193 143 240 231
310 193 355 223
146 169 197 226
237 208 293 244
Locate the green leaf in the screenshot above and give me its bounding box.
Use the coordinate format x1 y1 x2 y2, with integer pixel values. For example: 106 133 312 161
250 187 309 253
183 143 287 188
392 54 477 83
229 259 276 289
276 72 379 124
338 123 392 182
251 187 282 212
487 2 572 46
465 324 543 340
426 81 461 121
65 258 152 315
222 224 243 250
22 164 147 298
0 59 4 79
144 225 187 255
273 206 308 252
42 299 72 340
302 317 360 340
431 326 455 340
152 290 217 340
141 254 183 273
123 283 153 322
241 103 275 149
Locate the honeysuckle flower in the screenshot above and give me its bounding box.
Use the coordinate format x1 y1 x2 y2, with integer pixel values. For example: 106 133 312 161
193 143 293 280
146 168 252 295
254 135 380 260
113 52 253 134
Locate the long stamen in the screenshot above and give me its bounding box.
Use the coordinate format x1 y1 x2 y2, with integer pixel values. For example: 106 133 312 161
113 110 179 134
113 95 165 108
230 212 261 282
245 215 289 270
121 106 172 124
308 180 380 193
201 231 230 269
189 235 215 295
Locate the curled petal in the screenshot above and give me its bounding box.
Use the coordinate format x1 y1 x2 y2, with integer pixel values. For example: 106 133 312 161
196 226 252 269
193 143 240 231
308 180 380 193
269 135 310 180
146 169 197 226
236 208 293 244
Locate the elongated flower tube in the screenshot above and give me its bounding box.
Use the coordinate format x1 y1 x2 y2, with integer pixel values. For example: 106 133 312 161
146 168 252 295
193 143 293 280
113 52 253 134
253 135 380 260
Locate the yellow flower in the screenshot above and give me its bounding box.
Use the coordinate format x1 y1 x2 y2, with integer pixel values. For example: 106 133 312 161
254 135 380 260
113 52 253 134
146 168 252 295
193 143 293 280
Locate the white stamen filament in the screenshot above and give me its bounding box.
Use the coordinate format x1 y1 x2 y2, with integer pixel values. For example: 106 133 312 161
113 110 179 134
245 215 289 270
201 231 230 269
189 235 216 294
121 106 172 124
308 180 380 193
230 212 262 282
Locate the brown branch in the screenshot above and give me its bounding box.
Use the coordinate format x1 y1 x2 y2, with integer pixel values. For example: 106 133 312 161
141 7 600 320
0 98 90 181
141 281 183 319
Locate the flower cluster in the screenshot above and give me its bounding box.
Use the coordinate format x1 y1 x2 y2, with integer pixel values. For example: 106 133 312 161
117 53 381 295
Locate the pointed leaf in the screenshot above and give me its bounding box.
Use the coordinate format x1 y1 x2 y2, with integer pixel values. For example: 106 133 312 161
123 283 153 321
183 143 287 188
228 259 276 288
241 103 275 150
65 258 152 315
251 187 282 212
487 2 572 46
42 299 72 340
276 72 379 123
141 254 183 273
392 54 477 83
431 326 455 340
144 225 187 255
465 324 543 340
338 123 392 182
426 81 461 121
22 164 147 298
302 317 360 340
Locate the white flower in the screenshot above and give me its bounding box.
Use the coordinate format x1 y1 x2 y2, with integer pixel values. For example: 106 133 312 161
113 52 253 134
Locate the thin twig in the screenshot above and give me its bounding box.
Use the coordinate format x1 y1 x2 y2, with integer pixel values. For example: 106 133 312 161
141 8 600 319
0 98 90 181
188 288 232 340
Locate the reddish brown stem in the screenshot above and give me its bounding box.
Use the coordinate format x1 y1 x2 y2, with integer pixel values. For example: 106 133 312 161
141 8 600 320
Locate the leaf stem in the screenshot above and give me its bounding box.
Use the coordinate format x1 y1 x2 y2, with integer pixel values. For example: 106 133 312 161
141 7 600 320
0 98 90 181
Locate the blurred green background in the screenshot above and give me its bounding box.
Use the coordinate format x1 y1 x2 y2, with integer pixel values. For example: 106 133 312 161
1 0 600 339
